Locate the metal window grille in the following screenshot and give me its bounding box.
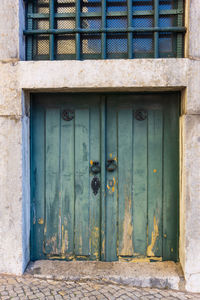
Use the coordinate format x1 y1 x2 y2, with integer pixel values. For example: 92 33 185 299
24 0 186 60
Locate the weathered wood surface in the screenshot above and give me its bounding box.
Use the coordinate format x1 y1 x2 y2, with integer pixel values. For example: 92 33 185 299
31 93 179 262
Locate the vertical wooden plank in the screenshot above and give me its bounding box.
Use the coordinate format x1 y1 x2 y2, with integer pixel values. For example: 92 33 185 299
105 97 118 261
147 110 163 257
60 106 75 258
100 98 106 260
31 101 45 260
89 99 101 260
132 107 148 256
44 108 61 255
74 107 90 256
118 105 134 256
163 97 179 261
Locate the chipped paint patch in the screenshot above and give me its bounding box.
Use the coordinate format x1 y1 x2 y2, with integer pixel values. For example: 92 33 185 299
44 223 47 234
90 226 100 259
59 208 62 250
107 177 116 193
45 234 59 255
119 256 162 262
101 239 105 257
38 218 44 225
111 177 116 193
79 235 83 251
120 183 133 256
147 216 159 257
48 255 66 259
61 225 69 255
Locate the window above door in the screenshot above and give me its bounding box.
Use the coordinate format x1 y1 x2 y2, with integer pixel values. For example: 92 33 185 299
24 0 186 60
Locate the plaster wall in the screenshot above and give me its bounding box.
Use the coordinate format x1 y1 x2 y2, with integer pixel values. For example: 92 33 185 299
0 0 25 60
182 115 200 292
187 0 200 59
0 116 23 275
0 0 200 294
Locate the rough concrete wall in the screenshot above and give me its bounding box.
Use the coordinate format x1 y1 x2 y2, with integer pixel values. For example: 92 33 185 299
0 0 28 275
188 0 200 59
0 116 23 274
187 60 200 114
181 2 200 292
183 115 200 292
0 62 21 115
18 59 189 91
0 0 24 60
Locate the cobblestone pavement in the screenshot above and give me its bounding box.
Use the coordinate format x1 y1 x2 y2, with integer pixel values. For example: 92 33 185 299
0 275 200 300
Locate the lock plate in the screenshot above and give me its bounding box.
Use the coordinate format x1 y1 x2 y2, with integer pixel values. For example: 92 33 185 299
91 176 100 196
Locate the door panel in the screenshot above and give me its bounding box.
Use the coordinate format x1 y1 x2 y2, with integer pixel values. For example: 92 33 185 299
31 95 101 260
31 93 179 262
104 95 179 261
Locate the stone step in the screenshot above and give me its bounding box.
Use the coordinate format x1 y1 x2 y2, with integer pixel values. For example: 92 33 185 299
25 260 185 291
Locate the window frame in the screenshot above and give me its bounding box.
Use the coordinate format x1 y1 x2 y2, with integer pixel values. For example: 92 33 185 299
24 0 186 60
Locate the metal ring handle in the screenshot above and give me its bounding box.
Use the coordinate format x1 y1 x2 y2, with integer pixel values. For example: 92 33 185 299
106 159 117 172
90 161 101 174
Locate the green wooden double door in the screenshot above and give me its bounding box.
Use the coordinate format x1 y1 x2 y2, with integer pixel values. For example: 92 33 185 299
31 93 179 261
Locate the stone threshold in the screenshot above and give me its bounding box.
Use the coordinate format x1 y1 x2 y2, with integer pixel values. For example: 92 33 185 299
25 260 186 291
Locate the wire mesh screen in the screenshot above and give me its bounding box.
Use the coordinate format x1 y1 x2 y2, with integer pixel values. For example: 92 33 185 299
25 0 185 60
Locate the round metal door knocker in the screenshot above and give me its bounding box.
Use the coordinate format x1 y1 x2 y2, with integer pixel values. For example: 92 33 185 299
135 109 147 121
62 109 74 121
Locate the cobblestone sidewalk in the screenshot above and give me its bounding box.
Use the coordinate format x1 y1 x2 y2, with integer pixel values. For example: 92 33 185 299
0 275 200 300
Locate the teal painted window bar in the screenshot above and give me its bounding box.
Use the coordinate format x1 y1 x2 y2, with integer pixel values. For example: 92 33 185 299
24 0 186 60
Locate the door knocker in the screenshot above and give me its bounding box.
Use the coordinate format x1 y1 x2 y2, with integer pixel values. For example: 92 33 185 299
106 159 117 172
90 161 101 174
62 109 74 121
135 109 147 121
